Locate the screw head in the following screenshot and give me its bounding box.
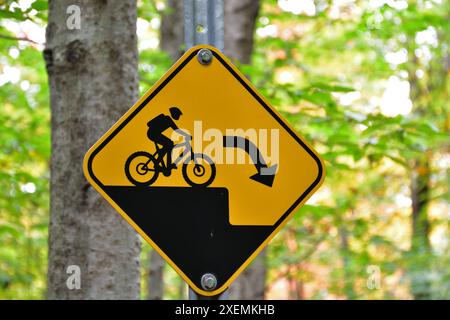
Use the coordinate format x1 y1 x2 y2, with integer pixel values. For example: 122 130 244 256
197 49 213 65
201 273 217 291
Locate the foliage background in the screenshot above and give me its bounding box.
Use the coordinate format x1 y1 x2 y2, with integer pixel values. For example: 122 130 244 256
0 0 448 299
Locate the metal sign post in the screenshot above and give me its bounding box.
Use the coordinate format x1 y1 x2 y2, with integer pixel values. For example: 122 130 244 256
184 0 224 52
184 0 227 300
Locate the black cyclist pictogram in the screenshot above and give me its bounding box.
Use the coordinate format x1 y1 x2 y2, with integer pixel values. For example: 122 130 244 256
125 107 216 187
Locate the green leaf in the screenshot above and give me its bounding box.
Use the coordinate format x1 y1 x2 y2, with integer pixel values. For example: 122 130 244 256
31 0 48 12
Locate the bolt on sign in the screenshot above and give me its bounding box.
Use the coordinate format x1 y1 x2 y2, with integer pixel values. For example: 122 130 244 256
84 45 325 296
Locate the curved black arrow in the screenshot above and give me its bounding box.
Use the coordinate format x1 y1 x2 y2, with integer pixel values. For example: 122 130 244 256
223 136 278 187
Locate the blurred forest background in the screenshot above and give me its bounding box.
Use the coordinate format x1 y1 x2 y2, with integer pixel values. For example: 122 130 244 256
0 0 449 299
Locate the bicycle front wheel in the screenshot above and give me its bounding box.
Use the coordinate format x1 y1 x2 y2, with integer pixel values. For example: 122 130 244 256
182 153 216 187
125 151 159 186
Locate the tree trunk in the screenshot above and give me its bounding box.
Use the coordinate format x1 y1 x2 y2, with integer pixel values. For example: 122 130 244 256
160 0 185 61
145 0 186 300
409 156 432 299
45 0 141 299
228 249 267 299
339 225 356 299
223 0 263 300
406 48 432 300
147 250 164 300
224 0 260 64
411 158 431 253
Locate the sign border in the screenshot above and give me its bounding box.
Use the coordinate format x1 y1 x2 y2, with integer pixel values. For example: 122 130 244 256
83 45 325 296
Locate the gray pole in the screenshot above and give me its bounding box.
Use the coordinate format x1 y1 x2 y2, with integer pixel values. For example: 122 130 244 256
184 0 224 51
184 0 228 300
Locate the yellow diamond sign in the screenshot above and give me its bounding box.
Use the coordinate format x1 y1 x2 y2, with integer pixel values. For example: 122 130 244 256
83 45 325 296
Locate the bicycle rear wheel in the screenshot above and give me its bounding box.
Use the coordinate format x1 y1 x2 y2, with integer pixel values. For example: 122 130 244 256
125 151 159 186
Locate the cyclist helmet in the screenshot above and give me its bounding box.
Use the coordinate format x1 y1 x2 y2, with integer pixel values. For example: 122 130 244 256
169 107 182 120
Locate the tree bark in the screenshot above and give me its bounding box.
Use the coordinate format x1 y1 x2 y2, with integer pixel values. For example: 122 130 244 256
411 159 431 253
223 0 263 300
160 0 185 61
228 249 267 300
407 43 432 300
147 249 164 300
224 0 260 64
145 0 186 300
339 225 356 299
45 0 141 299
409 156 432 299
